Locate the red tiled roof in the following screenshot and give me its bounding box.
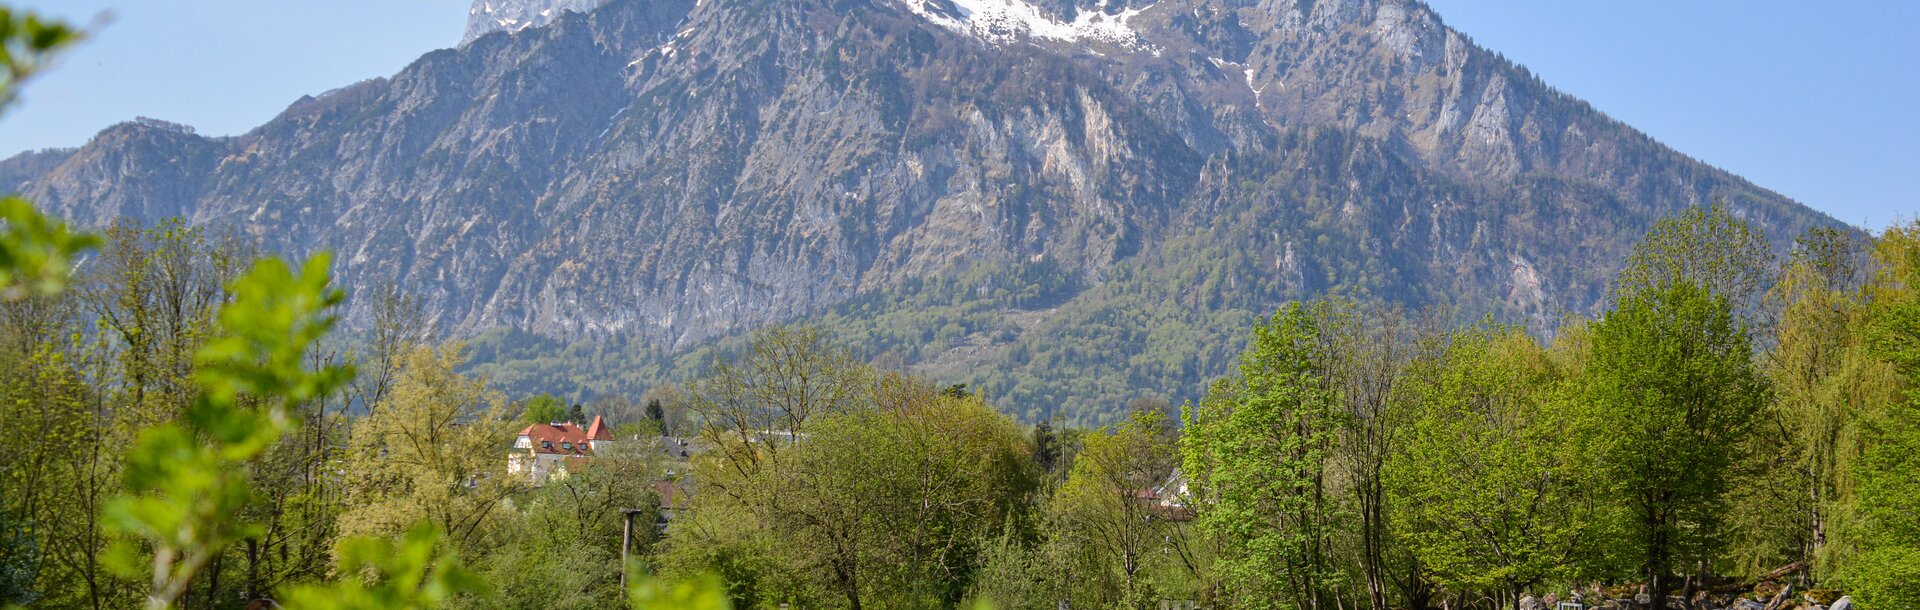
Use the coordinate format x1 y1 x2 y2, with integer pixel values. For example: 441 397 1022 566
517 416 613 456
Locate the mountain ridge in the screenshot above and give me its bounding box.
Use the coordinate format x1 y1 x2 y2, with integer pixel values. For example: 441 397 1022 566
1 0 1846 422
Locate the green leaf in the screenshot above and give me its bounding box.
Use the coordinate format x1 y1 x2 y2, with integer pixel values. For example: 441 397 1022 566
280 522 485 610
627 572 733 610
0 197 99 301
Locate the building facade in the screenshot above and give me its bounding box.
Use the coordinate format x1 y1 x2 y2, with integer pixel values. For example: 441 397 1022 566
508 415 615 484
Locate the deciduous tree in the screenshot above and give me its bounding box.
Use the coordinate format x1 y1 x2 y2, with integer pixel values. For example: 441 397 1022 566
1183 303 1346 610
1580 280 1766 603
1389 322 1590 608
338 344 522 558
1843 222 1920 608
1052 409 1182 608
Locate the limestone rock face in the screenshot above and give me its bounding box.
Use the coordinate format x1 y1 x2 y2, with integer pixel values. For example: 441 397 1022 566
6 0 1844 419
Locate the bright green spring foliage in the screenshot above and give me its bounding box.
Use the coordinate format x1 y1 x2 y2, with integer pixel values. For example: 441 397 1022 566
1844 222 1920 609
520 392 568 423
102 254 356 609
0 12 92 604
1580 280 1767 596
1612 201 1774 310
1183 303 1346 610
1051 409 1184 608
0 197 99 301
87 252 484 610
337 344 522 559
279 523 485 610
1735 227 1892 582
629 572 734 610
1386 322 1591 606
1569 203 1772 600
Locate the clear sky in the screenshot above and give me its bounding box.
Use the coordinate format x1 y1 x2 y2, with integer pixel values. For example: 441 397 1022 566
0 0 469 148
1 1 1914 229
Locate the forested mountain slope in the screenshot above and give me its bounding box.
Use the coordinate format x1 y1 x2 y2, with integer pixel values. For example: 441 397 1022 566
1 0 1844 423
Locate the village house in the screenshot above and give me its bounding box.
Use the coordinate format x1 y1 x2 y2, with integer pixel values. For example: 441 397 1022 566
508 415 616 484
1151 468 1194 521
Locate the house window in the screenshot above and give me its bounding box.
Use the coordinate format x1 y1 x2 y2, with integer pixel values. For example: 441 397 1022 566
562 442 573 450
541 441 553 450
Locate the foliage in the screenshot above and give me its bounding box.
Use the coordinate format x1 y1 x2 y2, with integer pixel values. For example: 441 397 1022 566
477 435 665 610
1611 202 1775 312
0 508 36 605
1841 222 1920 609
475 514 619 610
338 344 522 558
279 523 482 610
1733 227 1890 581
628 572 734 610
663 327 1037 609
0 196 99 301
0 7 91 302
1310 298 1428 610
0 34 1905 606
1579 280 1767 595
1387 322 1590 605
967 533 1050 610
1050 409 1191 608
520 392 568 423
104 254 354 609
0 5 78 105
1183 303 1347 610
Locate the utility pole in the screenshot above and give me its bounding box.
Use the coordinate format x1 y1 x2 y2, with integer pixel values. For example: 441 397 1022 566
619 507 647 591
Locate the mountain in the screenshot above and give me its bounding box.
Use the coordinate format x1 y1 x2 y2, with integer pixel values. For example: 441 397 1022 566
2 0 1844 423
463 0 611 47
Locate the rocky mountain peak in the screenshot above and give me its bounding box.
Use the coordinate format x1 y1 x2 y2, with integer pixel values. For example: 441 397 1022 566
10 0 1844 422
462 0 612 46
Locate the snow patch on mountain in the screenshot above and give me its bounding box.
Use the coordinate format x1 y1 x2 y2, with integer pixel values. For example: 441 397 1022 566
462 0 610 46
903 0 1157 53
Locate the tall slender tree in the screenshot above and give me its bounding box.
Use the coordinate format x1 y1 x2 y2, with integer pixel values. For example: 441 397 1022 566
1184 303 1346 610
1312 298 1431 610
1053 409 1181 608
1737 228 1890 582
1844 222 1920 607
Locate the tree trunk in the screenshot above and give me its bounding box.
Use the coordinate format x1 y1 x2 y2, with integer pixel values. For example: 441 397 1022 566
1363 489 1388 610
246 538 260 602
1401 558 1433 610
1650 572 1669 610
836 556 862 610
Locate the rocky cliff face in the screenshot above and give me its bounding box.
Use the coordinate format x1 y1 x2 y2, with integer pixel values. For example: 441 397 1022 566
5 0 1844 420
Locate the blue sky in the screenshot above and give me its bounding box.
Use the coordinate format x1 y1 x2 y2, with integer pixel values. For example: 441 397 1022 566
1 1 1914 229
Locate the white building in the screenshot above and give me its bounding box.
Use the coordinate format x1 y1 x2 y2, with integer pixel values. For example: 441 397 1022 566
508 416 615 485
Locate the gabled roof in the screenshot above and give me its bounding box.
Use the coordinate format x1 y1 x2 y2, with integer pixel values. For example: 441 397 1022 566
585 415 613 441
517 416 614 456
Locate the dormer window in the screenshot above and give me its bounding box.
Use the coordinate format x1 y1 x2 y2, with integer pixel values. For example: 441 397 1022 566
562 442 574 450
541 441 553 450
